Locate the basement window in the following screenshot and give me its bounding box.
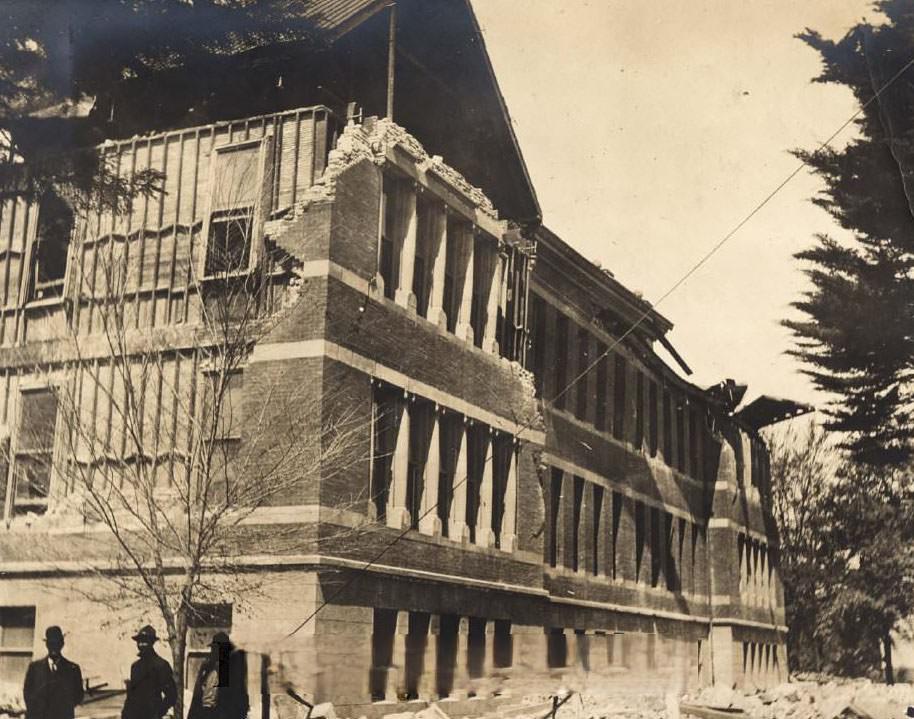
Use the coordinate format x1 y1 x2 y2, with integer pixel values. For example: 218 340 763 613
0 607 35 684
12 388 58 516
29 190 73 301
186 603 232 685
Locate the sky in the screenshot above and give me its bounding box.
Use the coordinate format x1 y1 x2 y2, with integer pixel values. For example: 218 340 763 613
472 0 882 410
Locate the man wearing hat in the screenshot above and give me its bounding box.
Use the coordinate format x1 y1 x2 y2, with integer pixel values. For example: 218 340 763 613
121 626 177 719
187 632 248 719
23 626 84 719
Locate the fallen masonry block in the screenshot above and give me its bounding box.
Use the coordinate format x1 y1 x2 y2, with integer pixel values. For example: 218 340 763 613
679 703 745 719
826 703 875 719
415 705 451 719
311 703 337 719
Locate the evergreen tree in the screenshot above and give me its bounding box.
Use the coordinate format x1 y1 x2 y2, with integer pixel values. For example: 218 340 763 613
786 3 914 467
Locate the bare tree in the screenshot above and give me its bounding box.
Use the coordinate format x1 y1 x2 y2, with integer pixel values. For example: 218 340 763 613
13 149 373 715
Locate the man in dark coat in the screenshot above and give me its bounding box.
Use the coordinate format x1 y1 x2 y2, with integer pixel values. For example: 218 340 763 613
187 632 248 719
23 626 84 719
121 626 177 719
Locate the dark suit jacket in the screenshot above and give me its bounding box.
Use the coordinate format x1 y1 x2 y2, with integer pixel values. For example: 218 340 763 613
121 651 177 719
23 655 84 719
187 649 248 719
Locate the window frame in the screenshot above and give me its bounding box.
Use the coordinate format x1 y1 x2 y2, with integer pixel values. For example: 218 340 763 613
9 386 60 516
200 135 273 282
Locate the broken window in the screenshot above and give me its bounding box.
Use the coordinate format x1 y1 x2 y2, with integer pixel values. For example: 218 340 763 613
613 355 627 441
443 216 469 334
594 343 608 432
412 197 437 318
186 603 232 684
650 506 662 588
407 400 434 530
0 606 35 684
527 294 547 396
500 246 529 363
548 467 563 568
205 139 268 279
592 484 604 576
575 328 590 421
689 408 700 480
469 235 496 348
371 384 403 521
634 500 646 581
676 399 686 473
612 491 622 579
649 380 659 457
465 422 488 544
29 190 73 301
12 388 58 516
492 433 514 549
571 475 584 572
553 314 569 410
436 411 461 538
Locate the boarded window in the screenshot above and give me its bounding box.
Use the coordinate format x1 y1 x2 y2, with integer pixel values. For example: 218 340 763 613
0 606 35 684
206 141 264 278
12 389 57 515
30 191 72 301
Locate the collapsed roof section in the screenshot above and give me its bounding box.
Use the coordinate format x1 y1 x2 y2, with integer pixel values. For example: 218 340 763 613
79 0 540 225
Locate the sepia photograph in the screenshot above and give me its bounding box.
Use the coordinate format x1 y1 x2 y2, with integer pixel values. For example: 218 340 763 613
1 1 913 718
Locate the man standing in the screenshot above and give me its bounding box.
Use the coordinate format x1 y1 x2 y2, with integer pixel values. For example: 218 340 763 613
187 632 248 719
23 626 84 719
121 626 177 719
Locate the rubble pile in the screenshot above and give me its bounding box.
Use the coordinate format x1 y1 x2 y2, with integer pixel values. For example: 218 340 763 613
683 678 914 719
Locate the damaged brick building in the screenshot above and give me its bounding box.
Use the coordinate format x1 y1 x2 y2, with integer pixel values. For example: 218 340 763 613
0 0 799 710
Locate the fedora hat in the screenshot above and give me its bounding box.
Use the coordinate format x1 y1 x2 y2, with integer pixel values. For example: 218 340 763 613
44 626 64 643
131 625 158 643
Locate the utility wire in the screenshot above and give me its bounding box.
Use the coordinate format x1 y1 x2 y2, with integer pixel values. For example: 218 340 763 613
284 50 914 640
